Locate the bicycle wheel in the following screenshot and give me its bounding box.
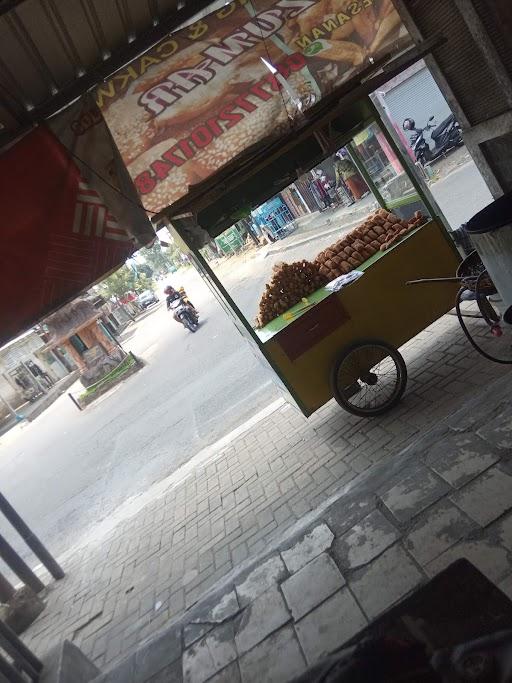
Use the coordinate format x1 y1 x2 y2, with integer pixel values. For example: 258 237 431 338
475 270 499 325
330 340 408 417
456 286 512 364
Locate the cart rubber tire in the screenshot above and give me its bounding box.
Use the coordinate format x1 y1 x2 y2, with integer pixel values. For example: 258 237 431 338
330 339 407 417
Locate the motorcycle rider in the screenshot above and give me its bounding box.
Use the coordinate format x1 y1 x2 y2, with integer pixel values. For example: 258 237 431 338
403 115 462 166
164 285 197 324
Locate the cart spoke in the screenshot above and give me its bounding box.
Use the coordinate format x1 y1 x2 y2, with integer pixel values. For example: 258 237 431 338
333 341 407 416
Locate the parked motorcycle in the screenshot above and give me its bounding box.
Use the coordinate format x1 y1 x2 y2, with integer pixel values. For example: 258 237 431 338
168 297 199 332
403 114 463 166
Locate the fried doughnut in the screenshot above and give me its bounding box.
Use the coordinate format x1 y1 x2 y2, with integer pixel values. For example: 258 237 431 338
370 7 403 53
315 40 365 66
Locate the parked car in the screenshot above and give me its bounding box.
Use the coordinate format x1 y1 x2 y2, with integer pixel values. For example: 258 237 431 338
137 289 159 309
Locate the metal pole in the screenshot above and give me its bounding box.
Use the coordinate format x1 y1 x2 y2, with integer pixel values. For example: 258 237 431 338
68 392 83 411
0 653 26 683
0 620 43 676
366 98 445 225
0 534 44 593
345 141 387 209
0 493 64 580
0 571 15 603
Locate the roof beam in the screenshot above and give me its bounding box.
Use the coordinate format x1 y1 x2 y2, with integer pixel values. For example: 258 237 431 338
5 0 217 126
0 0 27 17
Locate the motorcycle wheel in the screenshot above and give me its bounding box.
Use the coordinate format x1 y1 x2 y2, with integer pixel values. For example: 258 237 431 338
185 317 198 332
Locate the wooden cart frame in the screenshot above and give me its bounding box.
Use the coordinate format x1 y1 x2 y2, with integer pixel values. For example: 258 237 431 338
162 47 461 418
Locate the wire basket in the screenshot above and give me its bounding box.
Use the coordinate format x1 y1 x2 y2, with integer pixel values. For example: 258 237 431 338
456 250 497 295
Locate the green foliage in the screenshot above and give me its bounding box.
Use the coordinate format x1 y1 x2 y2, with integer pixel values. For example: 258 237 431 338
98 264 154 298
140 241 183 275
99 239 186 299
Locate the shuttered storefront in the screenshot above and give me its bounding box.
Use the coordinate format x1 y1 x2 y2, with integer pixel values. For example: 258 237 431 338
382 65 452 140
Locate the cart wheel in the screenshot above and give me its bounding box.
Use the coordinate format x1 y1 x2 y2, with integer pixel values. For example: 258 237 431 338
330 339 407 417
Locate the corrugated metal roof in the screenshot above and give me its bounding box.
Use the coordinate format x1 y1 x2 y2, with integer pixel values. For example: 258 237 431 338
0 0 221 145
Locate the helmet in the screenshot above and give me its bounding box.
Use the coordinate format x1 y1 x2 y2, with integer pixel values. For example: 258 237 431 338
164 285 175 295
403 118 415 131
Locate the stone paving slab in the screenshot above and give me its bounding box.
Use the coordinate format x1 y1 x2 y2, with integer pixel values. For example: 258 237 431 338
349 544 424 620
449 466 512 526
425 537 512 584
477 407 512 450
428 434 500 488
379 466 451 524
332 510 399 570
234 586 290 655
77 365 512 682
280 524 334 574
238 626 305 683
294 588 367 665
404 500 475 566
183 623 237 683
234 556 286 608
281 553 345 620
20 319 512 682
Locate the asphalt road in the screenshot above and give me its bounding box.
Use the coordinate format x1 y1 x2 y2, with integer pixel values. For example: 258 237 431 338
0 158 492 568
429 160 493 229
0 274 281 566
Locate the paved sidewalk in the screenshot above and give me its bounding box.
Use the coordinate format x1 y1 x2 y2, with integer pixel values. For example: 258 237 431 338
23 311 510 676
264 196 375 256
93 368 512 682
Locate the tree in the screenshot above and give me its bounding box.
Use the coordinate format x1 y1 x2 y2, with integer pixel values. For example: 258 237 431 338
140 242 177 275
98 264 155 299
137 263 153 279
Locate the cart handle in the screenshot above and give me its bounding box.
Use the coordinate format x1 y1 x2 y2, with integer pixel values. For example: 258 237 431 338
406 277 465 285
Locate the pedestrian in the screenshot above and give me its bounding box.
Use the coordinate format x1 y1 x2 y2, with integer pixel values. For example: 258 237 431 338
311 170 332 210
334 150 369 201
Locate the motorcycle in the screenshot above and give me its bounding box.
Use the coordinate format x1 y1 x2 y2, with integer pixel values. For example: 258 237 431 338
403 114 463 166
169 296 199 332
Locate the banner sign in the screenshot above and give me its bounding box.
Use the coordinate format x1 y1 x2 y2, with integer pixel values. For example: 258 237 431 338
98 0 407 214
0 97 154 346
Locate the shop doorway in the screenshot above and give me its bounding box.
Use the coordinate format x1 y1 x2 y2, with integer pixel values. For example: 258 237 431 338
371 60 493 230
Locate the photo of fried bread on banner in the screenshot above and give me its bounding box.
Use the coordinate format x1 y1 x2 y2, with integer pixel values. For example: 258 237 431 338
97 0 408 214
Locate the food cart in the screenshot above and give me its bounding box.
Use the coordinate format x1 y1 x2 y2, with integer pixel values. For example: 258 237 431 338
162 57 461 419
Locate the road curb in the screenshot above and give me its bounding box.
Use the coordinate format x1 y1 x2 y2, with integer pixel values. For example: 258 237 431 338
263 215 366 257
